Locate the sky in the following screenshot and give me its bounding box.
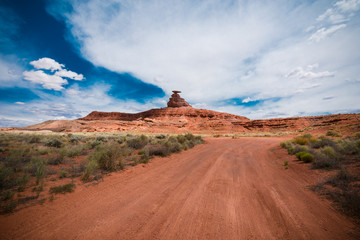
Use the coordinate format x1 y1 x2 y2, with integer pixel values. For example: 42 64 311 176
0 0 359 127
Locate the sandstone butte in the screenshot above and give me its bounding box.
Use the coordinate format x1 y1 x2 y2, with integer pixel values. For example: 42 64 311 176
13 90 360 135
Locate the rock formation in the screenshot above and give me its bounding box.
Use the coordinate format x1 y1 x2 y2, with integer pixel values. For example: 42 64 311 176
167 91 191 108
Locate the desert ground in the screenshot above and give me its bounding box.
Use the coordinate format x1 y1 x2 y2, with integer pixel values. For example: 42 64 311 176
1 137 359 239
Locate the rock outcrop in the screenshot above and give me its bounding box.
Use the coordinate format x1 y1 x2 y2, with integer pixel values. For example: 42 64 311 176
167 91 191 108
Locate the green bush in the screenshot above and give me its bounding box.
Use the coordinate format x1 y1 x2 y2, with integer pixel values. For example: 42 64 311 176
89 144 123 171
29 135 42 143
91 140 102 149
33 158 46 185
82 159 98 181
45 138 63 148
127 135 149 149
59 168 68 178
321 146 336 158
155 134 166 139
49 183 75 194
69 135 82 144
147 145 169 157
300 153 314 163
326 130 341 137
295 152 307 160
293 137 308 145
1 200 17 213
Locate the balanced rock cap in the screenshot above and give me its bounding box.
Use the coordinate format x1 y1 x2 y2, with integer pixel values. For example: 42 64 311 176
167 90 192 108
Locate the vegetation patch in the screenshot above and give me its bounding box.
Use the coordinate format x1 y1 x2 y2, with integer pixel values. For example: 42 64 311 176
281 133 360 220
49 183 76 194
0 132 204 209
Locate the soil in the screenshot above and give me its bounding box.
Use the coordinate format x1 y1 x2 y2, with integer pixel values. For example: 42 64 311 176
1 137 359 239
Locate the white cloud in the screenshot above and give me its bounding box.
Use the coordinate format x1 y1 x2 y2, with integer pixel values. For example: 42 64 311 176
55 69 84 80
23 70 68 90
335 0 360 12
285 65 335 80
30 57 64 71
44 0 360 119
15 102 24 105
309 24 347 42
23 57 85 90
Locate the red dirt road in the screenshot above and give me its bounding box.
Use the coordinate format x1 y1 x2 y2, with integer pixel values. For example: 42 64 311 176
1 138 359 239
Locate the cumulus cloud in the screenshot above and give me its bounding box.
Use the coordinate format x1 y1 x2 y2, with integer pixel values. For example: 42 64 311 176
30 57 64 71
55 69 84 80
23 70 68 90
45 0 360 118
23 57 84 90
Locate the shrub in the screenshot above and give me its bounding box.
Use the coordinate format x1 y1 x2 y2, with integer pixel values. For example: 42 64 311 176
89 144 123 171
82 159 98 181
147 145 169 157
59 168 68 178
326 130 341 137
337 138 359 155
70 135 82 144
293 137 308 145
117 136 126 144
293 145 309 154
1 190 15 201
1 200 17 213
300 153 314 163
127 135 148 149
29 135 42 143
310 137 337 149
283 160 288 169
96 136 107 142
156 134 166 139
327 168 355 188
45 138 63 148
0 163 16 190
91 140 102 149
28 158 46 185
353 132 360 139
177 135 187 144
295 152 307 160
280 141 287 148
49 183 75 194
321 146 336 158
311 152 340 169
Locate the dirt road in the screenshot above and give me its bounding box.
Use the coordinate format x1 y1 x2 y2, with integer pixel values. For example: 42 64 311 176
1 138 359 239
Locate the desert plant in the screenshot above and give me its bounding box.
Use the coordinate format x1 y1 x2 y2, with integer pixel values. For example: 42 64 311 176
321 146 336 158
127 135 148 149
89 144 122 171
82 159 98 181
155 134 166 139
91 140 102 149
326 130 341 137
45 138 63 148
284 160 288 169
49 183 75 194
295 152 307 160
300 153 314 163
1 200 17 213
59 168 68 178
293 136 308 145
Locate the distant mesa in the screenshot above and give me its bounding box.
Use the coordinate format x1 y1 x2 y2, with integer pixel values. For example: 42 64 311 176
167 90 191 108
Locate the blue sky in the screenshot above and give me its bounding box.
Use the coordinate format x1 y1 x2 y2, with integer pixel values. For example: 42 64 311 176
0 0 360 127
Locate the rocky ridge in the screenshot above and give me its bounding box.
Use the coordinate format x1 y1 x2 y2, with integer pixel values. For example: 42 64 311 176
14 91 360 135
